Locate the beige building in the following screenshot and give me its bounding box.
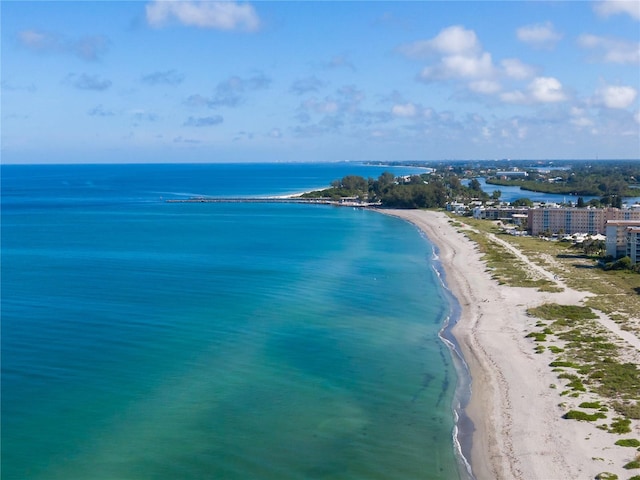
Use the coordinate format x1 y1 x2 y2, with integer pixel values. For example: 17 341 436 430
605 220 640 259
528 207 640 236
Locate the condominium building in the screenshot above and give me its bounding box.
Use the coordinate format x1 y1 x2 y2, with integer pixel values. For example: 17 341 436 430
605 220 640 259
472 207 530 220
627 227 640 264
528 207 640 236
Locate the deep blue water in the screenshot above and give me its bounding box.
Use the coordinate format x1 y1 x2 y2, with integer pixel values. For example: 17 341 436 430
1 163 464 480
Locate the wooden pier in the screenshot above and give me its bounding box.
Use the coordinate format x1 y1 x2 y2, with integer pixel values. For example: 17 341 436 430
166 197 380 207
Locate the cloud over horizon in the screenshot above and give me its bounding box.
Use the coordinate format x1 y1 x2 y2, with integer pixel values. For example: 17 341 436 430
3 1 638 162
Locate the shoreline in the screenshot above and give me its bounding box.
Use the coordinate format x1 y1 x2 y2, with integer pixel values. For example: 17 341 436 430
379 208 637 480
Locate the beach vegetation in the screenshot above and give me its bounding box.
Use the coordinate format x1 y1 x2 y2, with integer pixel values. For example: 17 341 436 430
526 332 547 341
568 379 587 391
549 346 565 354
580 401 602 409
612 401 640 420
591 363 640 400
614 439 640 448
535 345 546 354
609 418 632 434
462 230 557 289
564 410 607 421
551 360 580 368
595 473 618 480
527 303 597 323
623 456 640 469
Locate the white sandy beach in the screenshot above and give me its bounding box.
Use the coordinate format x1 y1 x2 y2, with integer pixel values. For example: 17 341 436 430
383 209 639 480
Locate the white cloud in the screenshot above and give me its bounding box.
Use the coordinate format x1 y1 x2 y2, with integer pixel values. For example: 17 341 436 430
595 85 638 108
442 52 494 78
420 52 495 81
594 0 640 20
499 77 567 104
146 1 260 31
391 103 418 117
570 107 595 128
500 58 536 79
634 111 640 124
399 25 480 58
528 77 567 103
469 79 502 94
500 90 528 104
516 21 563 48
577 34 640 64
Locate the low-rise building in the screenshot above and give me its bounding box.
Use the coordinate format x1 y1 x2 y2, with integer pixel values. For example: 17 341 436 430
473 206 529 221
447 202 466 214
496 170 528 178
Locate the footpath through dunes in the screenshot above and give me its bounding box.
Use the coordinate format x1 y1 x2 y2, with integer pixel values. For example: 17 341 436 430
379 208 640 480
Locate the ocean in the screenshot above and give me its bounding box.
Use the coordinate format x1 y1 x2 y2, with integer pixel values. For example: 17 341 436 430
1 163 465 480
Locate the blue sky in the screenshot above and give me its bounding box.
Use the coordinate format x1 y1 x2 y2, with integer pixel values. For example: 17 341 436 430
2 1 639 163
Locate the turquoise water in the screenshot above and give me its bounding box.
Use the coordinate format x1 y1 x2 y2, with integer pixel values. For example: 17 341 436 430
2 164 463 480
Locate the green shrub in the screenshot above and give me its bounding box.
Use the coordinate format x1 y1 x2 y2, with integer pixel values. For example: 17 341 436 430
563 410 606 421
609 417 632 434
595 472 618 479
550 360 579 368
567 379 586 391
526 332 547 341
579 402 601 409
623 460 640 469
614 439 640 447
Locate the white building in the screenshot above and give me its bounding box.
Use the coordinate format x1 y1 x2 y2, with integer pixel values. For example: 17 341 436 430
626 227 640 264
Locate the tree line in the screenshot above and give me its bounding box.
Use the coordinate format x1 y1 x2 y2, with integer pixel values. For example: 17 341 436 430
486 162 640 198
300 172 491 208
